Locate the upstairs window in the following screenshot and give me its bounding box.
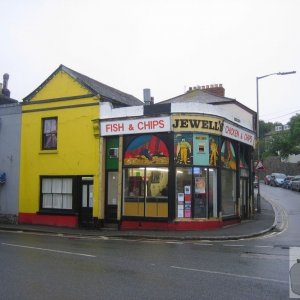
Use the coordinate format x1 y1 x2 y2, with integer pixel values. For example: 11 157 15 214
42 117 57 150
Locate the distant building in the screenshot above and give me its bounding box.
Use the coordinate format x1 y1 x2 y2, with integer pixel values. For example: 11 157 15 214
0 74 21 224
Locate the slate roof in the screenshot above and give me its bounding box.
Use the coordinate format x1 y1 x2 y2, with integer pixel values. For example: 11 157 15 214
0 95 18 105
159 88 255 114
159 88 235 104
23 64 143 106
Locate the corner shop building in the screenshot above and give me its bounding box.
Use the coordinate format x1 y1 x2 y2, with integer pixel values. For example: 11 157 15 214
100 90 256 230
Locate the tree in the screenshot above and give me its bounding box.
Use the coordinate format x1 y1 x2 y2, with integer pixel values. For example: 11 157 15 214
264 114 300 159
258 115 300 159
257 120 278 159
289 114 300 150
259 120 274 137
267 131 290 158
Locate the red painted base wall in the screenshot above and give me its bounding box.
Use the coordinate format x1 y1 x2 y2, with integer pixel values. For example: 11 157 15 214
18 213 78 228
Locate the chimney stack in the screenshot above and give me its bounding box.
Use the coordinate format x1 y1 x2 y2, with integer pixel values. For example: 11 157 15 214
143 88 154 105
202 84 225 97
2 73 11 97
186 83 225 97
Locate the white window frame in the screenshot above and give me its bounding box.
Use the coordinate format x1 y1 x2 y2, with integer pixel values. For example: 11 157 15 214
41 177 73 210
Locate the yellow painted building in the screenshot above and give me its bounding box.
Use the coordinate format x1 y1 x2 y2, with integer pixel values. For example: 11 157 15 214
19 65 142 227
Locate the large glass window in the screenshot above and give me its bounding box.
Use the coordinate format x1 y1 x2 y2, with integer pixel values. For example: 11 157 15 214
176 167 218 219
194 167 207 218
42 117 57 150
221 140 237 217
208 169 218 218
176 168 192 218
221 170 236 216
123 134 169 218
41 177 72 210
123 167 168 218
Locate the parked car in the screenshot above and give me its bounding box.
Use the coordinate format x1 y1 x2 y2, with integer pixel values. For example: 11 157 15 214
253 175 258 188
269 173 286 187
264 175 271 185
291 175 300 192
282 176 294 189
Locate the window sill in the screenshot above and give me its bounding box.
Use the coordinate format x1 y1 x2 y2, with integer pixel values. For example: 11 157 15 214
38 210 77 216
39 150 58 154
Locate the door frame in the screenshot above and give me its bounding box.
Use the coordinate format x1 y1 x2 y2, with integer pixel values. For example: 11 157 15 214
239 177 249 219
79 178 94 227
105 170 119 223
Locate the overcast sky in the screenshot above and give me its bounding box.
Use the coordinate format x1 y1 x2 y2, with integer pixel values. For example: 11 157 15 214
1 0 299 124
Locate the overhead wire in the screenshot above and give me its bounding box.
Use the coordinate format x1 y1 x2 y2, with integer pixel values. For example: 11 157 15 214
261 109 300 122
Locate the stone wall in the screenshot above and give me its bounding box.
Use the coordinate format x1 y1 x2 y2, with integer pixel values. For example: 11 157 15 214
0 213 18 224
260 156 300 176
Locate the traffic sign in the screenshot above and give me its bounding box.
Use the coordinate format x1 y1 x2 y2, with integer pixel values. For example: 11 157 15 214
255 160 265 170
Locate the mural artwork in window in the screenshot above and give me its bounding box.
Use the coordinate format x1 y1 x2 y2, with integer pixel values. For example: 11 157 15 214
209 136 219 167
174 134 193 165
193 134 209 165
124 135 169 166
221 140 236 170
192 134 220 167
240 147 249 177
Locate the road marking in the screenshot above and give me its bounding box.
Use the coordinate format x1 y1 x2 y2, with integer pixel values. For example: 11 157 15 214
170 265 288 284
193 243 214 246
165 241 184 244
223 244 244 247
1 243 96 258
141 240 163 244
255 245 273 248
241 252 288 260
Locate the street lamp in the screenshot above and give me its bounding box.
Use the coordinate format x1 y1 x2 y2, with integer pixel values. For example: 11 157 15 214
256 70 296 213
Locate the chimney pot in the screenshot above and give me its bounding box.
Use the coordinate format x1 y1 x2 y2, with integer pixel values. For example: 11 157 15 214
143 88 152 105
2 73 10 97
199 83 225 97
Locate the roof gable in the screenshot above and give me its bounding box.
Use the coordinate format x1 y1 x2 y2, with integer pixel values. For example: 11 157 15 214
26 69 92 102
23 65 143 106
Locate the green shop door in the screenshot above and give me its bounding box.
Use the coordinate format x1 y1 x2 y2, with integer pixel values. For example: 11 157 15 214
79 179 94 227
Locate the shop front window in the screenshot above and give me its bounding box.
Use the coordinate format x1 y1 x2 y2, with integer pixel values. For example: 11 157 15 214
123 168 144 216
221 140 237 217
221 170 236 216
208 169 218 218
123 167 168 217
176 167 218 219
194 167 207 218
123 134 169 218
176 168 192 218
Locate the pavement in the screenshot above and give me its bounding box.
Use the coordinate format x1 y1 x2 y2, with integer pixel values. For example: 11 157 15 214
0 197 281 241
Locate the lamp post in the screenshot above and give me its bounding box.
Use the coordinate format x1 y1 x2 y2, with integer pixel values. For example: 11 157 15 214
256 71 296 213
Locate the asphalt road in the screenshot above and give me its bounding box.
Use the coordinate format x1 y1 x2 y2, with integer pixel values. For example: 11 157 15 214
0 184 299 300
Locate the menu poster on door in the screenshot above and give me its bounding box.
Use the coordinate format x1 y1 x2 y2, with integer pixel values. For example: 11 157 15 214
177 193 184 218
177 205 184 218
178 193 184 203
184 185 191 202
184 203 191 218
